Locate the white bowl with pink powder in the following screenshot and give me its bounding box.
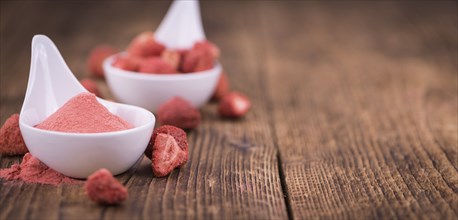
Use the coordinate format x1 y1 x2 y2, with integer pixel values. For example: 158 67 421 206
19 35 156 179
104 55 221 112
20 99 155 179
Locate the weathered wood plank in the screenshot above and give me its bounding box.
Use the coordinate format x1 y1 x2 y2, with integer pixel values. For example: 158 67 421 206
1 1 457 219
258 1 457 219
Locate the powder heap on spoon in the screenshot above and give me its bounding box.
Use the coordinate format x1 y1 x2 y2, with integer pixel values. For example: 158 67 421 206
36 92 133 133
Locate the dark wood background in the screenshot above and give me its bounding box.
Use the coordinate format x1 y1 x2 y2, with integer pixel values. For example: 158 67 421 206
1 1 457 219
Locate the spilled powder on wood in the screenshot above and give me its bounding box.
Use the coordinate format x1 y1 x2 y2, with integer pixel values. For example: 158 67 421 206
0 153 80 185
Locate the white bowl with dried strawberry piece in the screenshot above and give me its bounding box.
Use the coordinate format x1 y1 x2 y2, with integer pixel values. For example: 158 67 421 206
103 1 225 112
104 55 221 112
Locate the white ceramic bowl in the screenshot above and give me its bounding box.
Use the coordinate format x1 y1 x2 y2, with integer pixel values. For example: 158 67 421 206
20 101 155 179
103 54 222 112
20 35 156 179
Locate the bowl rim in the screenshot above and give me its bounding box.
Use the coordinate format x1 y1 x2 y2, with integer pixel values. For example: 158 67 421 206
103 53 222 81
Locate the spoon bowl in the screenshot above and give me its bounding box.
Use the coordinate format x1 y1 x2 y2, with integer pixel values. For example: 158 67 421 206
20 35 155 179
104 0 222 112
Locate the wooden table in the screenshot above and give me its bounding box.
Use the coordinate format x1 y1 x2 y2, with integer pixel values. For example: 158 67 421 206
1 1 457 219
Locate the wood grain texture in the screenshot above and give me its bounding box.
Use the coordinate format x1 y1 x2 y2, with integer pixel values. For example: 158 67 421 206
0 1 287 219
1 1 457 220
257 1 457 219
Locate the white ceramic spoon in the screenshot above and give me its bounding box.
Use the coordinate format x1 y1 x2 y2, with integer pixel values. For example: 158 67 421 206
19 35 156 179
104 0 221 112
155 0 205 49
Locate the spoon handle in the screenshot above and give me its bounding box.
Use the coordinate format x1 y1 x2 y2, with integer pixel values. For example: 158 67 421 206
21 35 86 118
155 0 206 49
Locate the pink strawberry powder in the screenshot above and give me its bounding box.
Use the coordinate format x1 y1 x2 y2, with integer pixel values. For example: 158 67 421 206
35 92 133 133
0 153 80 185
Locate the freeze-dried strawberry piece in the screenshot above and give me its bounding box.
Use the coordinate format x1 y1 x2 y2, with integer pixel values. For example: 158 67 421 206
181 50 198 73
85 168 128 205
180 40 220 73
144 125 188 160
144 125 188 177
182 49 214 73
212 72 230 100
193 50 214 72
80 78 101 97
87 45 117 78
151 133 188 177
193 40 220 59
112 55 142 72
161 50 181 69
138 57 177 74
0 114 28 156
157 97 201 130
127 32 165 58
218 92 251 118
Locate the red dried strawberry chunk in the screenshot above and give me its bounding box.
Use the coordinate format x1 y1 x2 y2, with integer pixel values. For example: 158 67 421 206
112 54 142 72
127 32 165 58
157 97 201 130
161 49 181 70
144 125 188 177
181 40 219 73
152 133 188 177
138 57 177 74
193 40 220 59
85 168 128 205
218 92 251 118
182 48 214 73
212 72 230 100
87 45 117 78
